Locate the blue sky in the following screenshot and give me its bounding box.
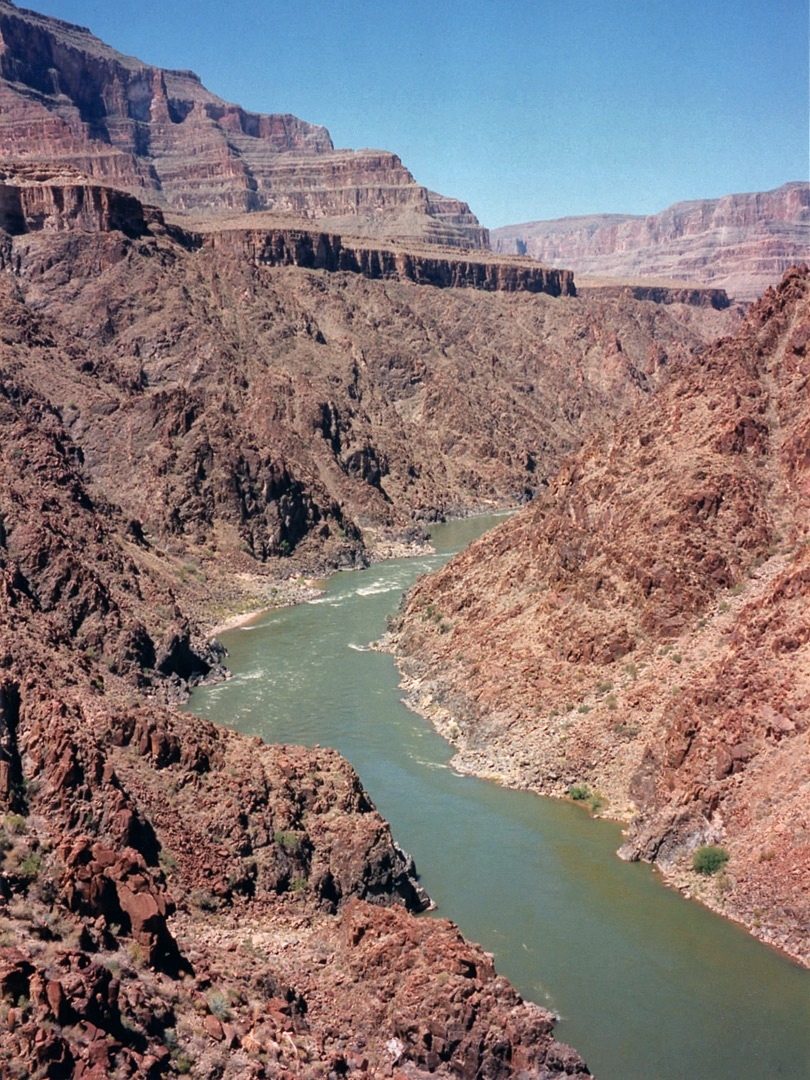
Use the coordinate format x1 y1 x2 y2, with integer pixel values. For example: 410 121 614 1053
29 0 809 229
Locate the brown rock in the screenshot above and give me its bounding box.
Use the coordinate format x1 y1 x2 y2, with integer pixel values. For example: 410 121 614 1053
492 183 810 301
390 266 810 964
0 3 487 248
205 1014 224 1041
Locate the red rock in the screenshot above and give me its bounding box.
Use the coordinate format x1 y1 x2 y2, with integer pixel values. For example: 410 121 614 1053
492 183 810 301
391 266 810 966
204 1014 224 1041
0 4 486 249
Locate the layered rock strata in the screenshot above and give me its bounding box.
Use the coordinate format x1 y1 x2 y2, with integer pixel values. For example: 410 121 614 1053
0 0 488 247
203 225 576 295
576 280 731 310
492 183 810 301
389 266 810 966
0 174 738 587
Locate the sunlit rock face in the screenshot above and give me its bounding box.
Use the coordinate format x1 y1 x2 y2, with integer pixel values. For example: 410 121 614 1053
492 183 810 300
0 0 489 247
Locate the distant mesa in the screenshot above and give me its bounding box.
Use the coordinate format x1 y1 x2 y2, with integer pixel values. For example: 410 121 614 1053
0 0 488 248
492 183 810 301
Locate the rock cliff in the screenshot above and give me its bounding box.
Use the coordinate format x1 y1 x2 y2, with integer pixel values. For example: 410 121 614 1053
389 266 810 965
0 173 735 583
492 184 810 301
0 0 488 247
0 157 743 1075
0 348 591 1077
203 224 575 294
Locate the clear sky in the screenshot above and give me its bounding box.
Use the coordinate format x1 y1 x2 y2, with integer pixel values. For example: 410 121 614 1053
27 0 810 229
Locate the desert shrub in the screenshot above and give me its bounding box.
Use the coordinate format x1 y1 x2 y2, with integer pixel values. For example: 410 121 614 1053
3 815 26 836
568 785 590 801
159 849 178 874
208 992 231 1020
692 845 729 876
274 830 301 854
19 852 42 879
190 889 220 912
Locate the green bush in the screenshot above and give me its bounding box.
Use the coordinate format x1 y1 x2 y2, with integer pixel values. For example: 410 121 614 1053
208 991 231 1020
568 785 590 801
19 851 42 878
692 844 729 876
274 829 301 854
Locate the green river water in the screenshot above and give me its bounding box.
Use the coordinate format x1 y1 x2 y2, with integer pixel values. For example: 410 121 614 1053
187 515 810 1080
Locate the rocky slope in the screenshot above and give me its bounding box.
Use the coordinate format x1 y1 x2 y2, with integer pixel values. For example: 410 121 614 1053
0 0 487 248
0 171 740 613
492 183 810 301
0 316 592 1077
389 266 810 965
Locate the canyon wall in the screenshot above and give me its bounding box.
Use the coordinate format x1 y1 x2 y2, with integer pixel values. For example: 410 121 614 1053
0 0 488 247
389 266 810 966
492 183 810 301
0 333 590 1077
204 225 576 295
0 174 737 578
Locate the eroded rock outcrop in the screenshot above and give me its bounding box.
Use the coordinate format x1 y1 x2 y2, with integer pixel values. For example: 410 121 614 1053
0 174 738 588
389 266 810 965
204 224 575 294
0 355 589 1077
492 183 810 300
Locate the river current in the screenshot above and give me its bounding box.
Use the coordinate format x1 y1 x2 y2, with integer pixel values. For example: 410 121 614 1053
187 515 810 1080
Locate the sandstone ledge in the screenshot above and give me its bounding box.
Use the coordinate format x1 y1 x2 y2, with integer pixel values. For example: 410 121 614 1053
577 279 731 309
203 226 576 296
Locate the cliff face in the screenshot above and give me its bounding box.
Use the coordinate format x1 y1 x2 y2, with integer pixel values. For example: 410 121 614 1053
389 267 810 966
0 345 590 1078
0 0 488 247
492 184 810 301
204 225 576 295
0 174 738 584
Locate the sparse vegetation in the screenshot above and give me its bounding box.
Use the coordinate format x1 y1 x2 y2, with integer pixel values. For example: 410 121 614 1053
3 814 26 835
613 721 640 739
190 889 221 912
274 829 302 854
19 851 42 879
208 991 231 1020
692 844 729 876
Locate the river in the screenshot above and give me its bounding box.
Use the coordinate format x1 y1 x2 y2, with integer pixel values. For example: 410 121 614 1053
187 514 810 1080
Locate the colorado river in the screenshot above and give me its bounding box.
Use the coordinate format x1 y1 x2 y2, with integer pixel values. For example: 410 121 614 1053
187 515 810 1080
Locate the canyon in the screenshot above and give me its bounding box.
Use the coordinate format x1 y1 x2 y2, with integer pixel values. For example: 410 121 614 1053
389 266 810 967
0 0 807 1076
492 183 809 301
0 187 615 1078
